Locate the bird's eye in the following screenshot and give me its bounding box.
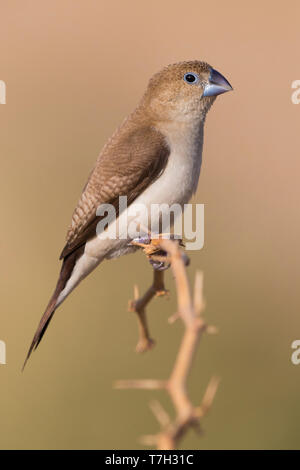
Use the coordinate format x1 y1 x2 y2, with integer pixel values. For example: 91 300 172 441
183 73 199 84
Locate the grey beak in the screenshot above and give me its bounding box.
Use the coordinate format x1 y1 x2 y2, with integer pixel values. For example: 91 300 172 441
203 68 233 97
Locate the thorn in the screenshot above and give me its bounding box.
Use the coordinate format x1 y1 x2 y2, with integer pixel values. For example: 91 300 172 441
206 325 218 335
156 289 169 298
139 435 158 446
196 376 220 417
149 400 171 427
114 379 167 390
168 312 180 324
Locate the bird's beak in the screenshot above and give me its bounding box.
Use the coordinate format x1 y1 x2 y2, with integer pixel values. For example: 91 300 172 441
203 68 233 97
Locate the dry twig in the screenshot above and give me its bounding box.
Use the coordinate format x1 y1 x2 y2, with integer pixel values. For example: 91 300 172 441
128 268 168 352
115 238 219 449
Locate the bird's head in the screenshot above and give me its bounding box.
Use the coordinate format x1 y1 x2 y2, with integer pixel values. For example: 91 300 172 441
142 61 232 124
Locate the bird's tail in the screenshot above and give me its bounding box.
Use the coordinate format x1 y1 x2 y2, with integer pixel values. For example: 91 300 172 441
22 248 83 371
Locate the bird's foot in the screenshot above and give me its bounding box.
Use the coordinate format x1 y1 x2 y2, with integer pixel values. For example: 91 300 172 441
131 234 187 271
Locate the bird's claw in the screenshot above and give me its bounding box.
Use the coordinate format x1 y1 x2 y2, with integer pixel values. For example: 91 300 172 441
131 234 187 271
149 258 170 271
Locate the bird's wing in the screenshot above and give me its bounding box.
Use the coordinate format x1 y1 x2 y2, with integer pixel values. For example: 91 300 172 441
60 125 170 259
22 125 169 369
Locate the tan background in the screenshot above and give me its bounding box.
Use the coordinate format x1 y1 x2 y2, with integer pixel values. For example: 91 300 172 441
0 0 300 449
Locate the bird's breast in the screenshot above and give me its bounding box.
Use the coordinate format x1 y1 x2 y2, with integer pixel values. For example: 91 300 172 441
85 123 204 259
139 122 204 207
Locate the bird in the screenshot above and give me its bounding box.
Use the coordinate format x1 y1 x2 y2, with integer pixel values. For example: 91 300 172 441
23 60 232 368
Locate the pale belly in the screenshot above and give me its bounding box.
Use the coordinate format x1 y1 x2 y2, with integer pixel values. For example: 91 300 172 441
85 145 203 260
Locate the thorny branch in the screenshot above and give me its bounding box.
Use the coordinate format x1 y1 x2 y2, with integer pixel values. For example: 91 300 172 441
115 238 219 450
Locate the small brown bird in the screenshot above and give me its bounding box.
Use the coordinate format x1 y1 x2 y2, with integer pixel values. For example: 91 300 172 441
24 60 232 368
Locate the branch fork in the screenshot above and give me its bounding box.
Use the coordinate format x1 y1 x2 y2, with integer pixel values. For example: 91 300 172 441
116 238 219 449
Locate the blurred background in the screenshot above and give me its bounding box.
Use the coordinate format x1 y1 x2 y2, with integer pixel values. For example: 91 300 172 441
1 0 300 449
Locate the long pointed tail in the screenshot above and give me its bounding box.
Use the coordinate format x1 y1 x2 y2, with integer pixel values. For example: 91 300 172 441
22 248 83 370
